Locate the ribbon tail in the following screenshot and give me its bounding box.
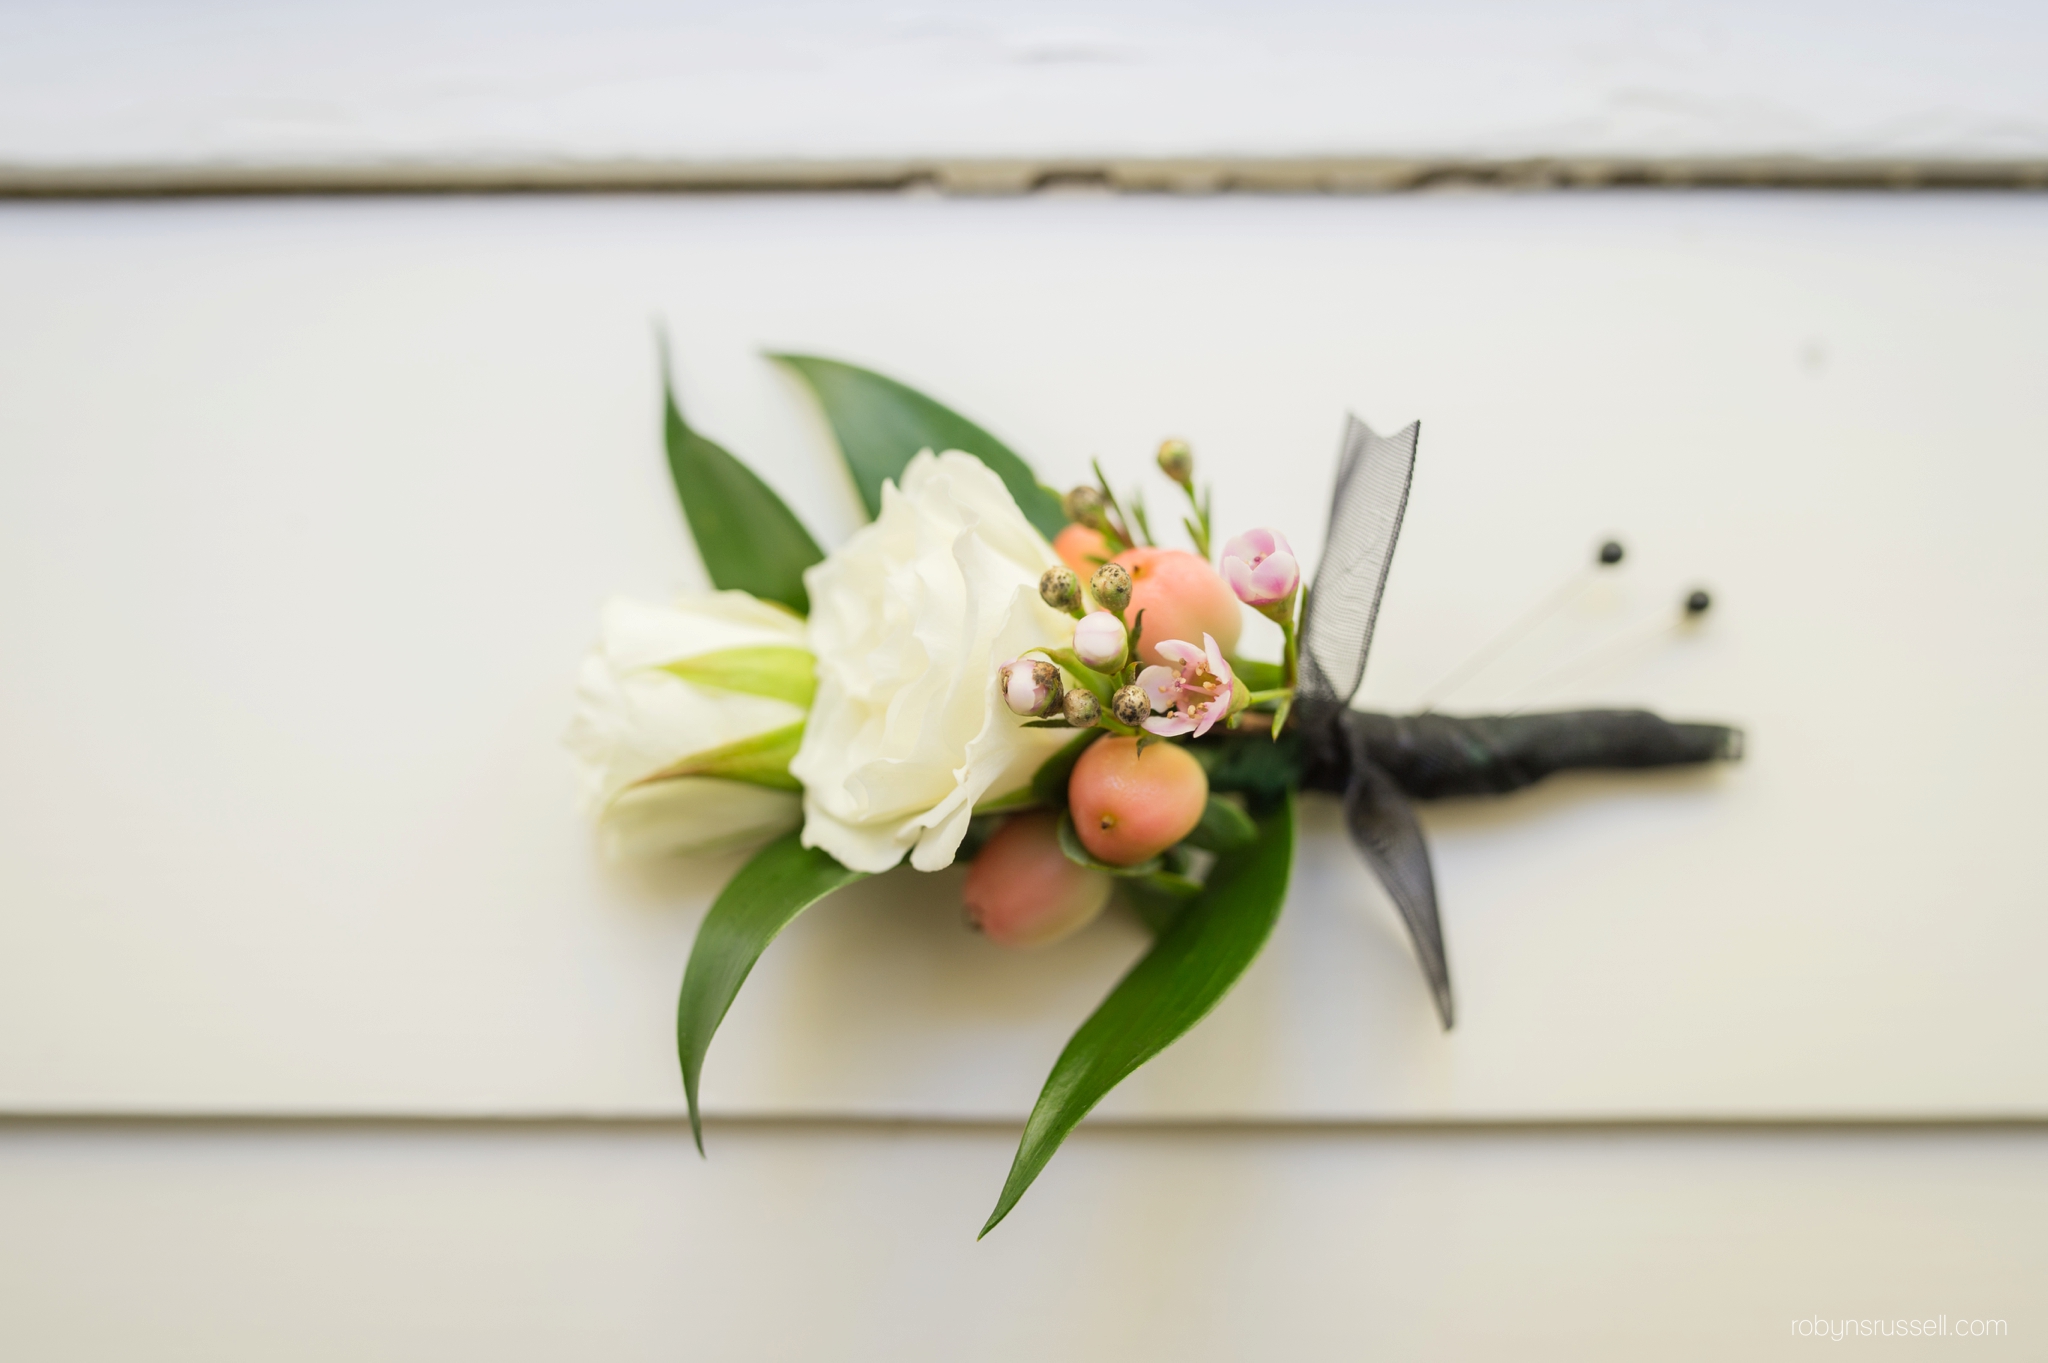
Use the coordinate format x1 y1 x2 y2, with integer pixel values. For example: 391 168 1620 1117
1343 751 1454 1030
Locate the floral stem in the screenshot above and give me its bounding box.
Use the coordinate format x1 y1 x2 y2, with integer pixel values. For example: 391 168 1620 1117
1273 590 1302 740
1091 457 1140 549
1179 482 1212 559
1279 607 1300 692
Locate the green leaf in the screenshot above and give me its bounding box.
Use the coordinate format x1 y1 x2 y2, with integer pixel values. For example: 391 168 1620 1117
1030 728 1103 808
1181 794 1258 854
771 353 1069 539
982 794 1296 1237
1190 729 1307 803
655 645 817 708
676 832 866 1153
632 722 805 792
1056 810 1162 878
663 357 823 615
1120 877 1195 937
1229 657 1286 692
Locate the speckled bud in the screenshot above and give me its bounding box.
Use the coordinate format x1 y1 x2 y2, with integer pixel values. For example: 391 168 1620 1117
1062 689 1102 728
999 659 1064 718
1090 562 1133 612
1039 566 1082 613
1155 438 1193 486
1063 485 1109 529
1110 684 1152 728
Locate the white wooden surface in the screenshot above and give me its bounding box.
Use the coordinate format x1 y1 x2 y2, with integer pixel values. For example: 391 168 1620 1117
3 191 2044 1120
1 1120 2037 1360
2 1 2045 171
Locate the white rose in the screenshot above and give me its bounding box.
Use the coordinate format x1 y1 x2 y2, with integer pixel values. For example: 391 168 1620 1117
793 450 1076 873
566 591 809 859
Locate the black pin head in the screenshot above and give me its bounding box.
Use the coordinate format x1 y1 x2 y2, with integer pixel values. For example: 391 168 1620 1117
1684 588 1712 616
1597 540 1625 566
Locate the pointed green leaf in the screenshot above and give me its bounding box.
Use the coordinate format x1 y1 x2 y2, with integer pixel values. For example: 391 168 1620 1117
655 645 817 708
633 722 805 793
771 353 1069 539
677 832 866 1153
982 794 1295 1237
663 363 823 615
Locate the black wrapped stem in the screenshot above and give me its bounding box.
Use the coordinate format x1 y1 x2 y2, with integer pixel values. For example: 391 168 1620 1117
1292 705 1745 801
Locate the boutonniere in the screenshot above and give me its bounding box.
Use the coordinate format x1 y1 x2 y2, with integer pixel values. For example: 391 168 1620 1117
568 346 1741 1235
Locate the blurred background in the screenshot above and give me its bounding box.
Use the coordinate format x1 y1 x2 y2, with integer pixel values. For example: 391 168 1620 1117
2 3 2045 1358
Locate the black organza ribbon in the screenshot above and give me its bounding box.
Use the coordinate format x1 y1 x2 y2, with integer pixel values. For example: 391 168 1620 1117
1285 416 1742 1031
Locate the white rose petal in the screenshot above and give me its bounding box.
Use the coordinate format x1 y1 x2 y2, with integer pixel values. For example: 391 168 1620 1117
792 451 1076 873
565 590 809 855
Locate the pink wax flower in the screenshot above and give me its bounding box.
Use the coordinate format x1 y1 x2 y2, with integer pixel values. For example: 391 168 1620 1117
1221 529 1300 609
1137 634 1238 738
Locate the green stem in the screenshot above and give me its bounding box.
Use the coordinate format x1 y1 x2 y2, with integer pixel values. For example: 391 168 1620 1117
1179 482 1212 559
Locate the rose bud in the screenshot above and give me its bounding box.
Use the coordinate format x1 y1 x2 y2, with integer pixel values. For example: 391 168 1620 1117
1073 610 1128 671
1220 529 1300 610
1062 689 1102 728
1112 546 1243 665
1039 565 1083 614
964 812 1114 948
1052 524 1112 578
1156 438 1194 487
1090 562 1133 612
1068 736 1209 865
1063 485 1109 529
1110 683 1152 728
999 658 1063 717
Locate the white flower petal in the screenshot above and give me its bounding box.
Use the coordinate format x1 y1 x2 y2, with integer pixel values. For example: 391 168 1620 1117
792 452 1072 873
565 590 810 848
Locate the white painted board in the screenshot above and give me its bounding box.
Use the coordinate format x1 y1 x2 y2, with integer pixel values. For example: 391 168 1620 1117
1 191 2045 1117
2 1 2045 169
1 1122 2038 1360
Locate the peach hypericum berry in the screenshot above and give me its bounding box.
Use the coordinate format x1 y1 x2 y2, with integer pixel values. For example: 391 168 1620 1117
1068 736 1209 866
1053 524 1112 578
963 812 1114 948
1111 546 1243 665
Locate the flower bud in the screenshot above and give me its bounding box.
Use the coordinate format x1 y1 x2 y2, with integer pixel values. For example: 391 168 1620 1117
1063 485 1109 530
999 658 1063 717
1072 610 1127 671
1110 683 1152 728
1220 529 1300 610
1062 689 1101 728
1090 562 1133 612
1039 565 1082 613
1156 438 1194 487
